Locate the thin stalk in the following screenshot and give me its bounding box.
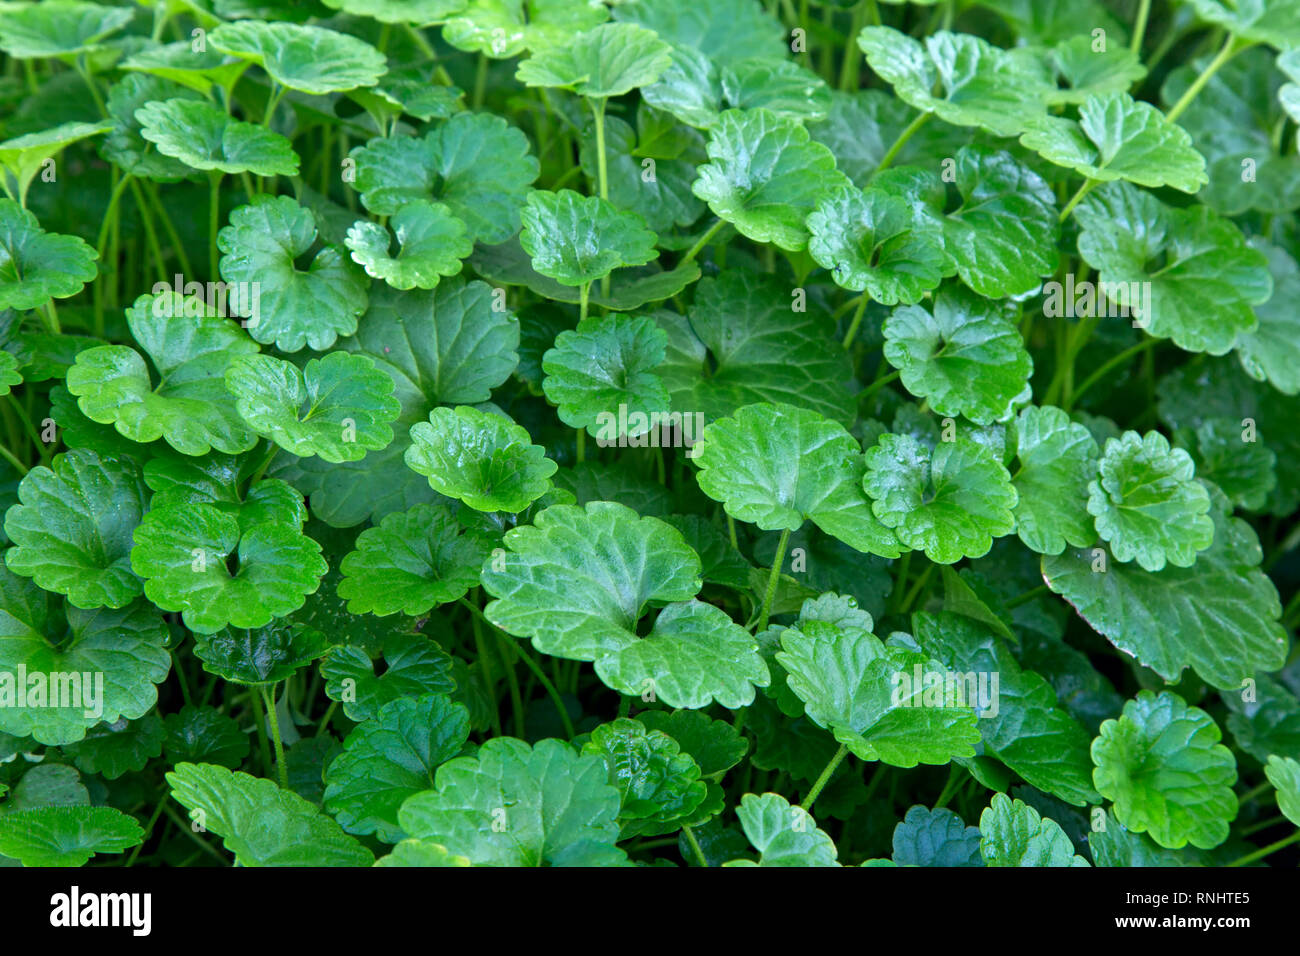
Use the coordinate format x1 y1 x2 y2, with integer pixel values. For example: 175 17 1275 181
497 632 526 737
145 180 194 279
1130 0 1152 54
6 393 48 463
248 688 272 779
315 700 338 737
127 178 168 280
579 281 590 323
801 744 849 810
856 368 900 402
1005 584 1049 609
1166 34 1246 123
1227 830 1300 867
467 601 503 737
679 218 724 266
681 824 709 867
897 563 934 615
756 527 792 632
125 793 169 867
933 764 964 809
461 598 572 737
208 172 222 280
837 0 873 91
876 112 931 172
472 53 488 109
1058 178 1097 222
262 685 289 789
841 294 870 349
1065 337 1159 411
0 442 29 476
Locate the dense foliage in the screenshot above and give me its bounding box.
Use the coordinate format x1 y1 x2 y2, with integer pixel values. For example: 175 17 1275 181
0 0 1298 869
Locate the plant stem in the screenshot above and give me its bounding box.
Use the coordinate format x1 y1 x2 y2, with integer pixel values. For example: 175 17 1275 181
0 442 29 475
1130 0 1152 54
756 527 791 631
681 824 709 867
897 562 934 614
842 294 870 349
1005 583 1049 609
679 218 724 266
876 112 930 172
856 368 900 402
497 632 526 737
472 53 488 109
933 764 963 808
460 598 571 737
248 688 272 778
262 685 289 789
125 793 169 867
1227 830 1300 867
801 743 849 810
579 281 590 323
1166 34 1246 123
467 601 502 737
1064 337 1158 411
1058 178 1097 222
838 0 873 91
208 172 222 280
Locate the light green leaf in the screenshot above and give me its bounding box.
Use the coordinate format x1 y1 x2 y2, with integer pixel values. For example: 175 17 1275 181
1009 404 1100 556
728 792 839 867
0 199 97 311
581 717 708 838
136 98 299 177
1185 0 1300 48
1236 240 1300 396
0 1 133 59
1044 35 1146 105
1265 755 1300 826
0 351 19 397
0 806 142 867
516 22 672 99
345 201 472 291
979 793 1089 866
120 41 250 97
442 0 609 59
1092 690 1238 850
209 20 388 94
519 189 658 287
612 0 786 66
0 121 112 207
320 633 456 722
373 838 472 866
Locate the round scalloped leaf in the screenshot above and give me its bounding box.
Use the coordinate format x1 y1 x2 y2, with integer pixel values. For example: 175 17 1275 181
120 41 251 97
3 449 147 608
225 352 400 463
593 599 769 709
0 121 112 208
1087 431 1214 572
373 838 472 866
541 314 669 438
166 762 373 866
1045 35 1147 105
324 694 471 841
345 200 472 291
884 288 1031 426
636 709 748 776
581 717 707 838
442 0 609 59
405 405 556 513
729 792 839 867
654 271 854 426
163 704 250 769
856 26 1049 137
398 737 628 867
516 23 671 98
776 618 980 768
1074 181 1272 355
209 20 387 94
978 793 1089 866
1236 240 1300 397
1185 0 1300 48
1009 405 1100 556
519 189 658 287
613 0 785 67
60 714 164 780
350 112 539 242
0 565 171 747
320 0 464 25
1092 691 1238 850
1043 486 1287 690
321 633 456 722
136 98 300 177
1265 755 1300 826
807 184 945 304
0 806 142 867
130 483 327 634
5 763 88 810
102 74 206 182
218 194 369 352
0 351 20 396
192 621 330 686
0 1 133 59
692 108 850 251
0 199 97 311
693 402 902 558
337 503 494 616
863 432 1018 564
481 501 702 661
1180 417 1277 513
1020 92 1206 193
892 805 983 867
66 292 260 456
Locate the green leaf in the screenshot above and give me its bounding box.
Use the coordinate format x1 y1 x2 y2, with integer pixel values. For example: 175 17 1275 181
856 26 1049 136
641 49 832 129
1020 92 1207 192
1044 35 1147 105
892 805 983 867
61 714 165 780
1009 405 1100 556
1073 181 1272 355
102 74 205 182
337 502 493 616
692 108 850 251
1236 240 1300 396
130 480 327 634
442 0 609 59
0 199 97 311
1222 673 1300 764
884 287 1032 426
0 121 112 207
4 763 88 810
0 1 133 59
613 0 786 66
166 762 374 866
192 621 330 685
728 792 839 867
654 271 855 425
324 694 470 841
1087 431 1214 572
373 838 471 867
163 704 251 769
1089 808 1207 867
0 806 142 867
66 290 261 456
978 793 1089 866
398 737 628 866
863 432 1017 564
635 709 749 777
225 352 401 462
136 98 300 177
0 351 19 397
1092 690 1238 850
519 189 658 287
581 717 708 837
1185 0 1300 48
516 22 671 98
776 616 981 767
693 402 903 558
350 112 539 243
217 194 369 353
541 314 670 439
806 184 945 304
345 201 472 291
0 564 171 746
320 632 456 721
3 450 146 608
120 41 251 97
1043 486 1287 690
209 20 388 94
405 405 556 513
1265 755 1300 826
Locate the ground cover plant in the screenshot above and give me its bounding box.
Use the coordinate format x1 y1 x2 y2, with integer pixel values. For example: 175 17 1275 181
0 0 1297 869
